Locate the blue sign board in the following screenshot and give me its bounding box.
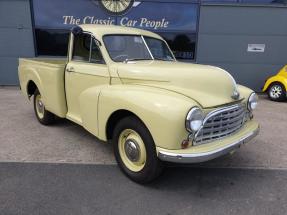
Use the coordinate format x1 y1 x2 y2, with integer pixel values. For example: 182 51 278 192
32 0 199 33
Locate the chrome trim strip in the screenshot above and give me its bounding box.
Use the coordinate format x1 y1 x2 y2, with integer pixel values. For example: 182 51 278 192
203 104 243 125
158 126 259 164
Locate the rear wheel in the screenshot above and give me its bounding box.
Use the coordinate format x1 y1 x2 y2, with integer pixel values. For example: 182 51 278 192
33 89 55 125
112 116 163 183
268 83 286 102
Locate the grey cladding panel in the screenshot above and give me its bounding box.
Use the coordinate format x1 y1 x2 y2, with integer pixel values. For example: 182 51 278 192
197 34 287 65
0 57 19 85
0 0 34 85
0 0 32 28
0 28 34 57
199 6 287 35
197 5 287 91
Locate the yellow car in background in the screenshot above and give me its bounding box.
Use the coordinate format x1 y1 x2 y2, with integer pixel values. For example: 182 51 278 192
263 65 287 101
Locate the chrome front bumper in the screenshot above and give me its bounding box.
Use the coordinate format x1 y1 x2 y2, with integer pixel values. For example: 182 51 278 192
158 126 259 164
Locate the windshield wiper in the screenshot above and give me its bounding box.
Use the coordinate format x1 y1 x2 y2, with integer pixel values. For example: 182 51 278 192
123 58 174 63
124 58 152 63
153 57 174 61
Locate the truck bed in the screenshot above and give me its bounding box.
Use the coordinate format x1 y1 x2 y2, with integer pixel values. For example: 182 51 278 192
18 58 68 117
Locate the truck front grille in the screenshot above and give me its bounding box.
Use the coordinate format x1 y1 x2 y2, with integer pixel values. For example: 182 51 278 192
194 104 246 145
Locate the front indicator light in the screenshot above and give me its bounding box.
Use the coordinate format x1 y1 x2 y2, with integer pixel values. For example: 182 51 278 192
181 139 190 149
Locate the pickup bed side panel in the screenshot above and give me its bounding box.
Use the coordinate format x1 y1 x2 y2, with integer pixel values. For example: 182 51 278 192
18 58 67 117
97 85 197 150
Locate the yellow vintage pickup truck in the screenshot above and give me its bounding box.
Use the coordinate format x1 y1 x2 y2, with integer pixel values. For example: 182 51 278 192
18 24 259 183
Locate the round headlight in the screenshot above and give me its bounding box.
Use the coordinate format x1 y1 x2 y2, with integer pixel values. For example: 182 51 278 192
248 92 258 111
186 107 204 132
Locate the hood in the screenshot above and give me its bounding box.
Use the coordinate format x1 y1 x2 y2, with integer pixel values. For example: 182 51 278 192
115 61 241 108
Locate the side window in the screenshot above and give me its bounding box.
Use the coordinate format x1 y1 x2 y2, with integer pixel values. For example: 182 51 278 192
91 39 104 64
72 33 91 62
72 33 104 64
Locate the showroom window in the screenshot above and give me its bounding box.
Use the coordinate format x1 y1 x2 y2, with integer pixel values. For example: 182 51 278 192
32 0 286 58
35 29 69 56
35 31 197 61
32 0 200 60
159 32 196 60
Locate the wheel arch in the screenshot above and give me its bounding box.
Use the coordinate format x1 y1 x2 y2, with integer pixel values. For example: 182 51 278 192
106 109 145 141
268 81 286 91
26 80 38 98
23 68 43 99
263 75 287 92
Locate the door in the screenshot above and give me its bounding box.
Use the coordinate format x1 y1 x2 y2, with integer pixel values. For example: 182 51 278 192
65 32 110 124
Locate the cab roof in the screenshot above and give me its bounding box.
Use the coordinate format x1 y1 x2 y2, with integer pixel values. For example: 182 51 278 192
78 24 162 40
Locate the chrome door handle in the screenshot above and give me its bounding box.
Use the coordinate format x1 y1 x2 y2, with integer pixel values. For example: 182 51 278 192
66 67 75 72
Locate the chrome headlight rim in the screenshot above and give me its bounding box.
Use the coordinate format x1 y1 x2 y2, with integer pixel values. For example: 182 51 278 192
185 107 204 133
248 92 258 111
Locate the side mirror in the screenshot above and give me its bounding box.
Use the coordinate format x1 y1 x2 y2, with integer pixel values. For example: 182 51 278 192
71 26 83 35
94 38 102 47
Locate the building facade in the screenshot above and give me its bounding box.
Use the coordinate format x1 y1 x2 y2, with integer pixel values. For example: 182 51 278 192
1 0 287 91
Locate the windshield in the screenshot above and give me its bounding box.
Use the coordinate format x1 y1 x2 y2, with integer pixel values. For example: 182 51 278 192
103 35 175 62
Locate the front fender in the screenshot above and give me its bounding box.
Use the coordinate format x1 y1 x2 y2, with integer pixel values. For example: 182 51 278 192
79 86 103 136
237 84 254 105
98 85 198 150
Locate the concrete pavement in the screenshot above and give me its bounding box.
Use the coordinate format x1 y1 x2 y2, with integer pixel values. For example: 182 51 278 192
0 163 286 215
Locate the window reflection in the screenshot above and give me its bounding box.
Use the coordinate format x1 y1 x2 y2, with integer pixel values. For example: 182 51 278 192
35 29 197 61
35 29 69 56
159 32 196 60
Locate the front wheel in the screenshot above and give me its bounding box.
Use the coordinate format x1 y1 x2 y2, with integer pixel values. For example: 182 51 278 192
268 83 286 102
112 116 163 183
33 89 55 125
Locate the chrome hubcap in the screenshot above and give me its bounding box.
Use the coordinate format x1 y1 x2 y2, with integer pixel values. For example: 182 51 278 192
270 85 282 98
37 100 44 114
118 129 146 172
35 94 44 119
124 139 140 162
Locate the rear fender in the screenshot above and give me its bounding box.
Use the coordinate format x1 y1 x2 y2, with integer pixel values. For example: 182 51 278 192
22 67 43 100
